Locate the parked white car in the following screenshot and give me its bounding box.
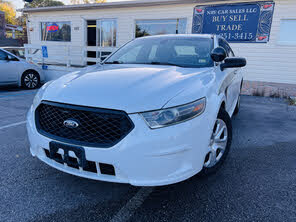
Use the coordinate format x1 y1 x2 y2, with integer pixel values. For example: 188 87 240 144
0 48 44 89
27 35 246 186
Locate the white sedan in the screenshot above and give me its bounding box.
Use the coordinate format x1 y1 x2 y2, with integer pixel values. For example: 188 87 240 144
0 48 44 89
27 34 246 186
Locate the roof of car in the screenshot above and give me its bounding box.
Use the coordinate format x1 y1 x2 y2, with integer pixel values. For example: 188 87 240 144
1 47 24 49
138 34 215 39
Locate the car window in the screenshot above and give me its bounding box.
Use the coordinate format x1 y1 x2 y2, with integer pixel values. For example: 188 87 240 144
174 46 196 56
17 49 25 58
105 37 214 68
118 45 142 63
0 50 7 60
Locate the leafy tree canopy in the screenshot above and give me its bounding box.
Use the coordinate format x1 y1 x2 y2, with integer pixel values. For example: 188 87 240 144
0 1 16 25
25 0 65 8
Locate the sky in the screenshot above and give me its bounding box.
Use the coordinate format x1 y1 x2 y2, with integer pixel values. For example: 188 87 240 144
9 0 128 10
9 0 130 16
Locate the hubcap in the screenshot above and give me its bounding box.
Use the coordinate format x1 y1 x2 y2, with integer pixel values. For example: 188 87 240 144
204 119 228 168
24 73 38 88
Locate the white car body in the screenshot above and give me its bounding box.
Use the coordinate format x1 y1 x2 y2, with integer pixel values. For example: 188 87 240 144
0 48 44 87
27 35 244 186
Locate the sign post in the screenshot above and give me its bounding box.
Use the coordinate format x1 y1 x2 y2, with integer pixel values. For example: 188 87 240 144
41 46 48 70
192 1 275 43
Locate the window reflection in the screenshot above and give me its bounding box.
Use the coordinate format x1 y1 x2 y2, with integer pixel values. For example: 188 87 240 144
41 22 71 42
135 19 187 38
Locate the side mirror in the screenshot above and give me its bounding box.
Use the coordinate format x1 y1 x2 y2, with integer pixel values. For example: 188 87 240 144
211 47 227 62
221 57 246 71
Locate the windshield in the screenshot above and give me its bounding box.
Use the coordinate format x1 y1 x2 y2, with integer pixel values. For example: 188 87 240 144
105 37 214 68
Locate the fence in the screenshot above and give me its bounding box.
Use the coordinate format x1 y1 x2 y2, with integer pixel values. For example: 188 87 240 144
24 44 116 68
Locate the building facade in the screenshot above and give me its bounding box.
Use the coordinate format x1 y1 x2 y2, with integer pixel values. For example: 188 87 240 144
23 0 296 97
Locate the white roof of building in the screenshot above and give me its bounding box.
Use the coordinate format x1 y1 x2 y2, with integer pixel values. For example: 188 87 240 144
21 0 212 13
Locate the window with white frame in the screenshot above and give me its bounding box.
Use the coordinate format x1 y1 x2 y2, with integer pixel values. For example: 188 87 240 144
41 22 71 42
86 19 117 65
87 19 117 47
135 19 187 38
278 19 296 45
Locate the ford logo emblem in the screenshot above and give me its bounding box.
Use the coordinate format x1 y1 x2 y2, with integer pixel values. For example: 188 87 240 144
63 119 79 129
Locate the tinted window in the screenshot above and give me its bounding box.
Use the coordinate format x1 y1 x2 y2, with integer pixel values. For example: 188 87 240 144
135 19 187 38
105 37 214 68
0 50 7 60
87 20 96 46
41 22 71 42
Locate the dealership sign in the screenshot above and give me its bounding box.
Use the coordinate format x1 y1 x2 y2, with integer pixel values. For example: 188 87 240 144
192 1 275 43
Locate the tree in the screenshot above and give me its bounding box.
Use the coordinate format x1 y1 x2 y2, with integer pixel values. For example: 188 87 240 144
25 0 65 8
135 24 149 38
0 1 16 25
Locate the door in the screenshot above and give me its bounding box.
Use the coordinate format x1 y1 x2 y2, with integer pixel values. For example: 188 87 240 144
86 19 117 65
0 49 19 84
218 39 240 113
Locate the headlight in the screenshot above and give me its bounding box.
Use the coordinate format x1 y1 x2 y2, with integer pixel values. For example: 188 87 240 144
32 81 53 108
140 98 206 129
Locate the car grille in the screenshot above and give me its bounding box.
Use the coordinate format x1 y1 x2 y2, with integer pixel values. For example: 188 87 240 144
35 101 134 148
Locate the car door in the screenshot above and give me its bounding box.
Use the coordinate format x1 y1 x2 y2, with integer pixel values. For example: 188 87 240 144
218 39 241 113
0 49 20 85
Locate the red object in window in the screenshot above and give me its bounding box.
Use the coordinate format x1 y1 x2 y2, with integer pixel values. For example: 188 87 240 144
258 36 267 41
46 24 59 33
196 9 203 13
263 4 272 9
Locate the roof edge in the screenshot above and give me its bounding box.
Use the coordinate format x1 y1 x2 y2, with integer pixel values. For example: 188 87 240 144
20 0 203 13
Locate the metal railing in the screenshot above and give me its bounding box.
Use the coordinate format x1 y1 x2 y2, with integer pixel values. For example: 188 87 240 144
24 44 116 68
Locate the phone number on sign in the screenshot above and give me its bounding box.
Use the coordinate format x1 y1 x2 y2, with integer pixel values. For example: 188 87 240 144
219 32 254 40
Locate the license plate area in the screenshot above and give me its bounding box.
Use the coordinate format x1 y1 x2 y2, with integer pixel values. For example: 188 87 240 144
49 141 87 169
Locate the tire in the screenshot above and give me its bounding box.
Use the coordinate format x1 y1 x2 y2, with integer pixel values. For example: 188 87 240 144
21 70 40 89
199 108 232 176
233 95 240 116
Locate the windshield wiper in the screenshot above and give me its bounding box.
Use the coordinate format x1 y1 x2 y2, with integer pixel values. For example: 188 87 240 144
104 61 123 64
149 62 183 67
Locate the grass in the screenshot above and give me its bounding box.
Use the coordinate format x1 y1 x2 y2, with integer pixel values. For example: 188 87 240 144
251 88 296 106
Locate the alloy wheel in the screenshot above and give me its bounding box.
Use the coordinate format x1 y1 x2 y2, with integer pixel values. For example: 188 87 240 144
204 118 228 168
24 73 38 89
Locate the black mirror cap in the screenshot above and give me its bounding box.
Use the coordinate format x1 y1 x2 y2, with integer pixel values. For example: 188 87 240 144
221 57 247 71
211 47 227 62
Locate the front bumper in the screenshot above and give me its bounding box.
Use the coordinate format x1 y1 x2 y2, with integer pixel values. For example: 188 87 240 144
27 105 214 186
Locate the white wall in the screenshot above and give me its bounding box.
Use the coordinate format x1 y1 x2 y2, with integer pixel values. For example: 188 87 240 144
231 0 296 84
27 0 296 84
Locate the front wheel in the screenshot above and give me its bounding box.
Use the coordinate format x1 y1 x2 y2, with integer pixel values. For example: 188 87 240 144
199 108 232 176
21 71 40 89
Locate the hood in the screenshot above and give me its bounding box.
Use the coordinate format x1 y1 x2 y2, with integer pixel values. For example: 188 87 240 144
42 64 214 113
